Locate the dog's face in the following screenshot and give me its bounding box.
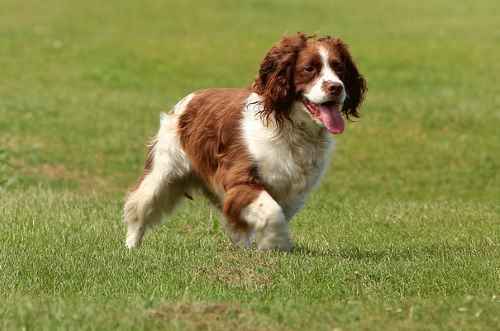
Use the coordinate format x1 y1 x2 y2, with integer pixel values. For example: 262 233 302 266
253 33 367 133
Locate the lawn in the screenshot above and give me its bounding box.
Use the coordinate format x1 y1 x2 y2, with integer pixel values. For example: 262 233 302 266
1 0 499 330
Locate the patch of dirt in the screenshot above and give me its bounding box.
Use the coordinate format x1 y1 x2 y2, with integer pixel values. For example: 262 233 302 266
38 163 76 180
12 158 116 193
0 136 47 150
1 135 121 194
148 302 279 331
196 264 273 290
195 251 278 289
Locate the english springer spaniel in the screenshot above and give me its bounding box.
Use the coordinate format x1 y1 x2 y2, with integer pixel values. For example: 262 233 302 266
124 33 367 251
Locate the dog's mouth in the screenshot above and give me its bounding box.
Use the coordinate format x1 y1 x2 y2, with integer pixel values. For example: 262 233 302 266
302 98 345 134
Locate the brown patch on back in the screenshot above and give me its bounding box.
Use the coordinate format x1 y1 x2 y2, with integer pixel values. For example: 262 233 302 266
178 88 263 230
178 89 253 188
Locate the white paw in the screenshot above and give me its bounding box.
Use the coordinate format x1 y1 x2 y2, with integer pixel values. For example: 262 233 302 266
255 221 292 251
125 224 144 249
257 234 292 251
125 236 140 249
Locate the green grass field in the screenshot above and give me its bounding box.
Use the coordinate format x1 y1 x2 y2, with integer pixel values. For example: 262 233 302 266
1 0 499 330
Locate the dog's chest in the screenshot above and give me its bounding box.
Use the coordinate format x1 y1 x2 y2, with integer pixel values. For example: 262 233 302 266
242 115 332 203
260 137 330 202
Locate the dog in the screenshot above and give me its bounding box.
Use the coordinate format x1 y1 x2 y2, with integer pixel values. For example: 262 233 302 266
124 33 366 251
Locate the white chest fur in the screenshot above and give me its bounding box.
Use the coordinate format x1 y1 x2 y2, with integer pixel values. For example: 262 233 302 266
241 94 334 207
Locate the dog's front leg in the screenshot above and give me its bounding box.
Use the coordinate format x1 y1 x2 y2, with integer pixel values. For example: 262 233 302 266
224 186 292 251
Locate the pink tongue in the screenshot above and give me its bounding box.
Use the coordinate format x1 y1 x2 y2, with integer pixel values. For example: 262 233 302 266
318 104 345 134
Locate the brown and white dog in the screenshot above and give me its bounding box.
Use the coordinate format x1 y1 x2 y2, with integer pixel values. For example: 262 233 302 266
124 33 366 251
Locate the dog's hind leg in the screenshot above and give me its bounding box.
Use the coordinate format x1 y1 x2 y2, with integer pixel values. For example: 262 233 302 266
124 113 191 249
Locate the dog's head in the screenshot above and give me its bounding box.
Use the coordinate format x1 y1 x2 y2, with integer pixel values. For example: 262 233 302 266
252 33 367 134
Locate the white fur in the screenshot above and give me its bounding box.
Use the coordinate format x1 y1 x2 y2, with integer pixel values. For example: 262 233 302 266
242 93 334 221
172 93 194 115
123 97 192 249
240 191 291 251
303 46 346 104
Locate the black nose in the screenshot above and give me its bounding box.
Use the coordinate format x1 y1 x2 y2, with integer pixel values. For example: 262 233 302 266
324 81 343 96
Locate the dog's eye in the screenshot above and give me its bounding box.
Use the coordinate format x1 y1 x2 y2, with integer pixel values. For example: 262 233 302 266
331 62 344 73
304 65 315 73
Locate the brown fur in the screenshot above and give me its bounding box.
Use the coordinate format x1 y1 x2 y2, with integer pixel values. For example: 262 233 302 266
252 33 309 128
177 88 264 230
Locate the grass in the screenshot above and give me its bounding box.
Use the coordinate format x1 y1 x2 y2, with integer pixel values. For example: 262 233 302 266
1 0 499 330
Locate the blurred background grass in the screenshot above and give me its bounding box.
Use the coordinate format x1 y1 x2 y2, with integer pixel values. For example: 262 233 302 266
1 0 498 200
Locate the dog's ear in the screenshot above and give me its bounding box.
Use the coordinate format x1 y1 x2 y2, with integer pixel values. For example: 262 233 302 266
252 33 308 127
331 38 367 119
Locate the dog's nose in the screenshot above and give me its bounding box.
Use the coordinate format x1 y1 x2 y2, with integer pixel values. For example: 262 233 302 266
324 81 343 96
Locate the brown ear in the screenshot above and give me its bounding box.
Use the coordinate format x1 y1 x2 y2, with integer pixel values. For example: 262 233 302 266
331 38 367 119
252 33 308 126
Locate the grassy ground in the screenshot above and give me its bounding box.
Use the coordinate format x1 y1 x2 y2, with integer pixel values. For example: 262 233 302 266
1 0 499 330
